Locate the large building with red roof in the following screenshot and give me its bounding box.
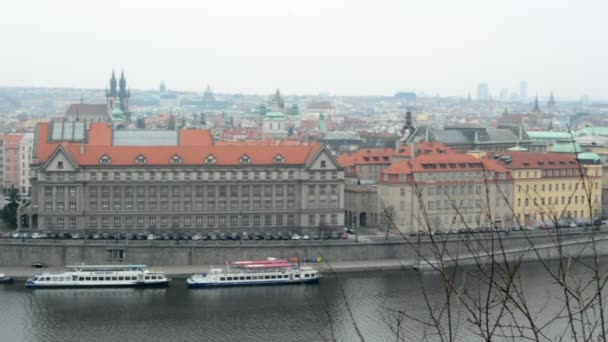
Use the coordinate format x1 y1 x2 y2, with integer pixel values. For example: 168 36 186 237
19 122 345 232
378 152 514 233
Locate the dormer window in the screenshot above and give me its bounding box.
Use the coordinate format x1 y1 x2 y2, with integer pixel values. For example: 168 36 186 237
135 155 147 165
99 155 111 165
170 155 183 164
240 154 251 164
205 155 216 164
320 160 327 168
273 154 285 164
57 161 64 169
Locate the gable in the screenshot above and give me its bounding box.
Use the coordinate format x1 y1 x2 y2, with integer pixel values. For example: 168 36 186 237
306 147 341 171
42 147 78 172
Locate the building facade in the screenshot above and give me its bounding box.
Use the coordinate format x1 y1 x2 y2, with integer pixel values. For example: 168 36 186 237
19 133 34 196
495 152 603 225
378 153 514 234
0 134 24 195
19 122 345 232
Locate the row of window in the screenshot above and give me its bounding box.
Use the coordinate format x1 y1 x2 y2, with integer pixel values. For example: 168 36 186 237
516 168 596 178
83 198 311 211
517 209 599 221
517 182 599 193
43 170 341 182
517 195 599 207
84 184 301 198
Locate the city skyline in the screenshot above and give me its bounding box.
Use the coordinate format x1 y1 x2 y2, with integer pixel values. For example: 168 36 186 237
1 0 607 99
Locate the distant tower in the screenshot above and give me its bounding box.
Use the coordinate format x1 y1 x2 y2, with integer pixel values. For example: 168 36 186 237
106 69 130 122
532 95 541 112
159 81 167 94
467 92 472 102
477 82 489 102
118 70 130 113
402 111 415 136
269 89 285 112
519 81 528 101
203 85 215 103
547 92 556 108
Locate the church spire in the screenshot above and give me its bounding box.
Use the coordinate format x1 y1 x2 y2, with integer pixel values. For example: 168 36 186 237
532 94 541 112
547 91 556 108
108 69 117 97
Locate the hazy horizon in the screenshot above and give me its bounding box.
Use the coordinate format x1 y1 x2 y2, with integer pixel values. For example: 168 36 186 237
2 0 607 99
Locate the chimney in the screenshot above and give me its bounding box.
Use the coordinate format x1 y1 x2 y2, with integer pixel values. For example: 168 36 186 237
411 142 416 159
80 142 85 155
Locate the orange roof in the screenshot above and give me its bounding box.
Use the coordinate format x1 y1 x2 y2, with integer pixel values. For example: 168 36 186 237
495 151 580 170
393 141 454 157
382 153 508 175
35 122 322 166
0 134 24 145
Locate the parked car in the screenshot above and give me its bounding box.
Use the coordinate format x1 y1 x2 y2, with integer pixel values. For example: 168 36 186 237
209 233 218 241
31 261 48 269
339 232 348 239
291 234 302 240
192 234 202 241
330 232 339 239
312 233 321 240
302 234 310 240
147 234 155 240
71 233 82 239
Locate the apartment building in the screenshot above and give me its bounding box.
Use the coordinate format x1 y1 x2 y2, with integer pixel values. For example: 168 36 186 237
0 134 24 195
19 122 345 232
378 153 514 233
495 151 603 225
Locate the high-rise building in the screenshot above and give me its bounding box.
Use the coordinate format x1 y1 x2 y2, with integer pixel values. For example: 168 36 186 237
519 81 528 101
477 83 489 101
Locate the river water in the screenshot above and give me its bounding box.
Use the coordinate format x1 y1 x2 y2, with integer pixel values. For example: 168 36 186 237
0 262 597 342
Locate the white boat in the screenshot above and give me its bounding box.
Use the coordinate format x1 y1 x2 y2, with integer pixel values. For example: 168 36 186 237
25 264 170 289
0 273 12 283
187 258 321 288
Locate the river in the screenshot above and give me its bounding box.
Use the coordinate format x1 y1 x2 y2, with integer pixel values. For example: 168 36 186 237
0 261 600 342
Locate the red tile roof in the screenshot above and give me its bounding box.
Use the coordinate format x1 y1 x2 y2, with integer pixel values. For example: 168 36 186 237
494 151 581 170
382 153 509 175
34 122 322 166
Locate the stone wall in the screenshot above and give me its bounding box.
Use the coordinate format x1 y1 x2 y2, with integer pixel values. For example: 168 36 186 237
1 233 605 267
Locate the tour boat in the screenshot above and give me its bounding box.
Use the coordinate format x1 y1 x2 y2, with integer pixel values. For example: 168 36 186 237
187 258 321 288
25 264 170 289
0 273 12 283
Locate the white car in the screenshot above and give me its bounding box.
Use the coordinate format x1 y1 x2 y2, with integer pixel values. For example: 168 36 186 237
192 234 202 241
31 233 41 239
291 234 302 240
147 234 154 240
302 234 310 240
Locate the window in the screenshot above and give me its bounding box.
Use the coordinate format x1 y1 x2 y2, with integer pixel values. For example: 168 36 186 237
205 155 216 164
320 160 326 168
170 155 182 164
288 214 295 226
99 155 111 164
274 154 284 163
308 215 316 225
69 202 76 211
288 171 294 180
135 155 146 164
240 155 251 164
308 199 315 209
309 185 316 195
276 215 283 226
57 161 64 169
207 216 215 226
265 215 272 226
253 215 260 226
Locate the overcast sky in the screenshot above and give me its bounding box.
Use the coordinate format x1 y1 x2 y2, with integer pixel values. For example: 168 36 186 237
1 0 606 99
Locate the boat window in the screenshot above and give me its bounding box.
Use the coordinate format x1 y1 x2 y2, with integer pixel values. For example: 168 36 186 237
227 277 233 281
264 275 270 279
112 277 117 281
271 275 276 279
118 276 124 281
78 277 84 281
144 276 149 280
86 277 91 281
305 274 310 278
92 277 98 281
106 277 111 281
239 276 244 280
295 275 300 278
220 277 225 281
246 276 251 280
284 275 289 279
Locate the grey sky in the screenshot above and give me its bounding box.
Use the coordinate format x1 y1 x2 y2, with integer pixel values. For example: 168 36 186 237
1 0 606 98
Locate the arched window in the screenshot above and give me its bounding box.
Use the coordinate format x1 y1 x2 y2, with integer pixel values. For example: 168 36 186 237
135 154 146 164
170 155 183 164
205 155 216 164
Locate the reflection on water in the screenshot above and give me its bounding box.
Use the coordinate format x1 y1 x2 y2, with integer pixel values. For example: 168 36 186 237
0 262 591 342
